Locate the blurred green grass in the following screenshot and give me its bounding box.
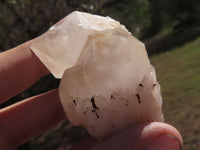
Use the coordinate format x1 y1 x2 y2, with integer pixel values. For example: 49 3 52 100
150 37 200 150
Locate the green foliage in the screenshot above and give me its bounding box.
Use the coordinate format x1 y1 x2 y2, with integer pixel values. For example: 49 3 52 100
160 0 200 26
101 0 150 37
142 0 200 40
1 0 200 50
0 0 151 50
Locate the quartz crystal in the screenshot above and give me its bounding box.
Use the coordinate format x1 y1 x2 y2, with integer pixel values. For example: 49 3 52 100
31 11 127 78
30 11 164 139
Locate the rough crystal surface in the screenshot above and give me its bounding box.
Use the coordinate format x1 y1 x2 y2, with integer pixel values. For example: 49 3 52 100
31 11 126 78
30 11 163 139
59 29 163 138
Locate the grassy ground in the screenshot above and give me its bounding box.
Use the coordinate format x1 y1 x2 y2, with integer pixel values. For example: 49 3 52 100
150 37 200 150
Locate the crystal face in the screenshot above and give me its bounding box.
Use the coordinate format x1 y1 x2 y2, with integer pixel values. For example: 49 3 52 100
31 11 127 78
59 29 163 138
30 11 163 139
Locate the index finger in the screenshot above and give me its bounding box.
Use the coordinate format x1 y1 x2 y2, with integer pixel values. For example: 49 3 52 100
0 40 49 103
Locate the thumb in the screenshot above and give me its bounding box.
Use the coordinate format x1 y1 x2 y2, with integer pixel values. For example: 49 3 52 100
70 122 183 150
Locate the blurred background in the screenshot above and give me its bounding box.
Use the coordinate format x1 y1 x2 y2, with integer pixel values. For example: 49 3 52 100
0 0 200 149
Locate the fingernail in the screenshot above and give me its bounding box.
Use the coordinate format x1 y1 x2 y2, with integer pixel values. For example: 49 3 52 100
147 134 182 150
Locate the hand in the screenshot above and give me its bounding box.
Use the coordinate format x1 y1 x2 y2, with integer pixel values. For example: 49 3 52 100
0 41 183 150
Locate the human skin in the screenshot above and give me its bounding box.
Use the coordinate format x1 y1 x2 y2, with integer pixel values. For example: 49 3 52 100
0 41 183 150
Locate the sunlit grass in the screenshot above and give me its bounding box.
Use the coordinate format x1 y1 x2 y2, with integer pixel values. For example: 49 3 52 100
150 37 200 150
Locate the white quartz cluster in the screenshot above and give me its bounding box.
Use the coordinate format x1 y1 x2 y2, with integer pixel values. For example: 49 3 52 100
30 11 163 139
